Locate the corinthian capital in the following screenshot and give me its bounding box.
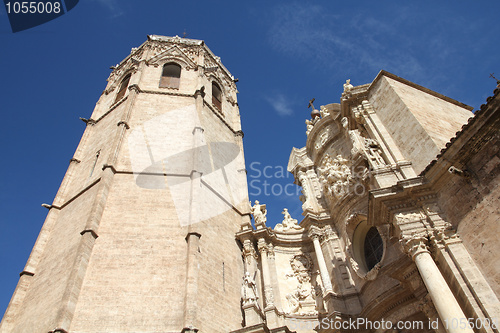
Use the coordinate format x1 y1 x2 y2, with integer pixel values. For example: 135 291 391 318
257 239 268 254
400 234 429 260
308 226 323 241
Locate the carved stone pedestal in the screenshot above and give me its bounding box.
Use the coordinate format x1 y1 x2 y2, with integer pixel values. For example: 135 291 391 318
264 306 280 329
243 303 265 327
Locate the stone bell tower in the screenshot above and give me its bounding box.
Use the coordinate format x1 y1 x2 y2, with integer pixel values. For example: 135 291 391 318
0 35 250 333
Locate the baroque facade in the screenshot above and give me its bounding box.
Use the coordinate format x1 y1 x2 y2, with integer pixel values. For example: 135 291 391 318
1 36 499 333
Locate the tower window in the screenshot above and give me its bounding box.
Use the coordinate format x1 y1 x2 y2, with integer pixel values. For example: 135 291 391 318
115 74 131 104
160 63 181 89
212 82 222 111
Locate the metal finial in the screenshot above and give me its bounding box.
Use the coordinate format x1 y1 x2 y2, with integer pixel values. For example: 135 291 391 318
307 98 315 110
490 73 500 86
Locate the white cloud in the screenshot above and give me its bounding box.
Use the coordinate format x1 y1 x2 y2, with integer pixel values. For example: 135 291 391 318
92 0 124 18
265 94 293 116
265 3 447 83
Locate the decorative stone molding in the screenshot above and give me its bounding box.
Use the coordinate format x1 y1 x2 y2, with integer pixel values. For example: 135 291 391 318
348 257 381 281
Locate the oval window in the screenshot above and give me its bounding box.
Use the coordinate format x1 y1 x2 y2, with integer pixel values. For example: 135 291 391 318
352 221 384 272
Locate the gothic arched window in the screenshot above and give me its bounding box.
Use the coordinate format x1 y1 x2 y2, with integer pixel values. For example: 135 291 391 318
115 74 131 104
160 63 181 88
212 81 222 111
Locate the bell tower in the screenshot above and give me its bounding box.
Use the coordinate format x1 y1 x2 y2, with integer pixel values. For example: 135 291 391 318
1 35 250 333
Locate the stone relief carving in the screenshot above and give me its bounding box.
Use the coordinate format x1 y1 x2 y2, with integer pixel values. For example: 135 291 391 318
298 170 326 212
297 171 313 211
250 200 267 225
320 105 330 118
364 138 385 167
315 128 330 150
241 272 258 306
394 211 425 224
285 254 318 315
317 154 353 200
242 241 258 264
348 129 366 157
274 208 302 232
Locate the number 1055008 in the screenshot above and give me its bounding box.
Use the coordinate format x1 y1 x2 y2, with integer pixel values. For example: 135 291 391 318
5 2 61 14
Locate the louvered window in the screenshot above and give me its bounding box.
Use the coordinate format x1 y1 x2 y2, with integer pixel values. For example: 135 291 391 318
160 63 181 88
212 82 222 111
115 74 131 103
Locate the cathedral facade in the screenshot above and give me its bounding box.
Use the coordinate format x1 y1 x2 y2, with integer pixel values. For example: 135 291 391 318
1 36 499 333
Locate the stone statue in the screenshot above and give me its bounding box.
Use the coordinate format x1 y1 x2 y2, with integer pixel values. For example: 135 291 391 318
241 272 258 306
275 208 302 232
282 208 302 230
250 200 267 224
343 79 353 94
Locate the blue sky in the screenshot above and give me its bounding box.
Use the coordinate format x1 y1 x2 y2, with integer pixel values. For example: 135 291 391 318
1 0 499 317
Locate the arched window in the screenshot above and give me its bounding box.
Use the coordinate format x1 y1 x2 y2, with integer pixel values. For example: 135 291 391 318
212 81 222 111
115 74 131 103
160 63 181 88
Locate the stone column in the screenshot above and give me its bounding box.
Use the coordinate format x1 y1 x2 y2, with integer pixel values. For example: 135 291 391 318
257 239 274 309
183 232 201 332
401 236 474 333
258 239 280 328
309 227 333 294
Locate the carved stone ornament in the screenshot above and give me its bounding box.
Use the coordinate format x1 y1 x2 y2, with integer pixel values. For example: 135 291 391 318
274 208 302 232
320 105 330 118
241 272 259 306
315 128 330 150
364 138 385 167
285 253 318 315
400 234 429 260
317 154 353 200
349 257 381 281
242 241 258 264
394 211 425 224
305 119 314 136
264 287 274 306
